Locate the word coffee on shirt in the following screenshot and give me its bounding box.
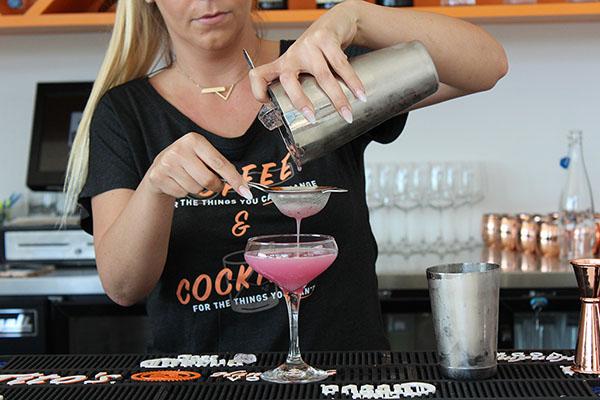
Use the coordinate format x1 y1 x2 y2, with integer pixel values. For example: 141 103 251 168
321 382 436 399
140 353 257 369
0 372 122 385
497 352 574 363
211 369 336 382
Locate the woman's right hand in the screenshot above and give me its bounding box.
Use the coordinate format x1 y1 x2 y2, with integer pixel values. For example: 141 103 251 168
144 132 253 200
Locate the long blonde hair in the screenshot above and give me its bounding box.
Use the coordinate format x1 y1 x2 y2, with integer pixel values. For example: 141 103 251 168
63 1 171 217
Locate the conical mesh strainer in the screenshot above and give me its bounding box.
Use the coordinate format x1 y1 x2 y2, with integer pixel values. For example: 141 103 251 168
248 183 347 219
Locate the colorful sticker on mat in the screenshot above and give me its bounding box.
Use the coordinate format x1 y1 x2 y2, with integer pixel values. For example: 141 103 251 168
140 353 257 369
321 383 436 399
210 369 336 382
0 372 122 385
131 370 201 382
497 352 574 363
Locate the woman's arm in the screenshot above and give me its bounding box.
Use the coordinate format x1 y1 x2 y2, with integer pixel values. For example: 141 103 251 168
249 1 508 116
91 182 173 307
91 133 251 306
346 0 508 93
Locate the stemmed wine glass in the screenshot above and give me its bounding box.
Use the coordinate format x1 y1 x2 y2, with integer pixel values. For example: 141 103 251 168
465 162 486 249
378 163 396 254
244 234 338 383
428 163 454 254
393 163 418 255
365 163 383 210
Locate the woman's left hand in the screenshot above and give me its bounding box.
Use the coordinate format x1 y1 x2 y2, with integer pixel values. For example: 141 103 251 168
248 2 366 124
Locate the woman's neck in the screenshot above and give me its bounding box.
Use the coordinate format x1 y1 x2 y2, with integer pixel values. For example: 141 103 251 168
172 28 263 86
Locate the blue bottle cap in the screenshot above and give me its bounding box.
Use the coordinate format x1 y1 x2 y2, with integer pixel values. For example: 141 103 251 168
560 157 570 169
8 0 23 9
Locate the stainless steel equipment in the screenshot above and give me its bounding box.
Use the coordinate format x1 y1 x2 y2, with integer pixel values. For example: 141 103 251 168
247 182 347 219
247 41 439 169
1 217 94 265
426 262 500 380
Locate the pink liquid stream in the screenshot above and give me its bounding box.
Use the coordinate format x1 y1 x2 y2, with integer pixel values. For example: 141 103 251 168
244 248 337 294
275 204 324 247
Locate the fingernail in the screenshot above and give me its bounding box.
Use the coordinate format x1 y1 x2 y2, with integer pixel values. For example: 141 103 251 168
356 89 367 103
239 186 253 200
341 106 353 124
302 107 316 124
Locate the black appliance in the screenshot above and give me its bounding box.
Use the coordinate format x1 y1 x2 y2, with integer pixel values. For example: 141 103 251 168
27 81 93 191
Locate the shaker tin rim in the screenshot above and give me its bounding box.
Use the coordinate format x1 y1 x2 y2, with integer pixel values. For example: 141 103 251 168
426 262 500 280
570 258 600 267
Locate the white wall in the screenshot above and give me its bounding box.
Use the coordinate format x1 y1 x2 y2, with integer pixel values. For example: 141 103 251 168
0 22 599 216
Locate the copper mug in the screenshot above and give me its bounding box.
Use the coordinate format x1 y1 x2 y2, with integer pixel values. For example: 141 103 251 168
500 215 521 251
500 248 519 272
520 214 542 254
520 252 539 272
540 255 561 272
482 213 503 247
539 214 560 258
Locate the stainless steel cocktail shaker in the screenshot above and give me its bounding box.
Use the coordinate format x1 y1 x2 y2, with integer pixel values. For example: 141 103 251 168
259 41 439 169
427 263 500 380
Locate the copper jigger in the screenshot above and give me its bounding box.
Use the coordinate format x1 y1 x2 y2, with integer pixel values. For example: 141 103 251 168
594 214 600 256
571 258 600 374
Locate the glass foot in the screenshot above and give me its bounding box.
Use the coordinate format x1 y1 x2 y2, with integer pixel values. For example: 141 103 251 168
261 361 329 384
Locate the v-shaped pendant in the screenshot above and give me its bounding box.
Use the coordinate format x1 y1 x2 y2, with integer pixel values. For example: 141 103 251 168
214 85 234 101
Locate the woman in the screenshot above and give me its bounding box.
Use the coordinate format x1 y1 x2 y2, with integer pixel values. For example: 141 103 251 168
66 0 507 353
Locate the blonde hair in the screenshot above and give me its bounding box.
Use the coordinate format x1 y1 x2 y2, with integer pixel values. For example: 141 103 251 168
62 1 171 218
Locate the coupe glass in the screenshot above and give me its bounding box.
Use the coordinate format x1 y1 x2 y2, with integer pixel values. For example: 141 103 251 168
244 234 338 383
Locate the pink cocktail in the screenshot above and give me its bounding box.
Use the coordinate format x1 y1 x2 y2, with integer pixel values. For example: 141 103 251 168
244 234 338 384
245 248 337 294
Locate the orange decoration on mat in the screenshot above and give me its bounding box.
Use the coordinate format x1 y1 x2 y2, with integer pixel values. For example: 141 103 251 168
130 370 201 382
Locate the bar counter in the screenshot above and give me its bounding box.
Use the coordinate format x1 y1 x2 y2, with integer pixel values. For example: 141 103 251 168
0 350 595 399
0 247 576 296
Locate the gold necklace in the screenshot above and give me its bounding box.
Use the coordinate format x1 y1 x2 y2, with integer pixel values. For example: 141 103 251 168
175 63 246 101
174 44 261 101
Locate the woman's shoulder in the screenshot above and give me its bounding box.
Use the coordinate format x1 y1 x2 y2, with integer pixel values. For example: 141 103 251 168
92 76 154 124
100 76 152 108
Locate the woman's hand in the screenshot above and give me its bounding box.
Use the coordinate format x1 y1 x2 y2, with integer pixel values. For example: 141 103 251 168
143 132 252 200
249 1 366 125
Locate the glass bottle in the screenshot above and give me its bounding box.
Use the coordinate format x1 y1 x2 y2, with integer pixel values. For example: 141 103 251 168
558 130 596 260
257 0 288 9
376 0 414 6
316 0 345 9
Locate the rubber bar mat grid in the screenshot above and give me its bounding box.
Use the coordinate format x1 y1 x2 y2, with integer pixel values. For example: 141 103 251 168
2 379 595 400
0 364 589 383
1 351 597 400
163 379 598 399
1 351 394 371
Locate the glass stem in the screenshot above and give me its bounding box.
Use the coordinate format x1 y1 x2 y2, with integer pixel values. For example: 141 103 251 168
284 291 303 365
467 201 475 245
437 208 444 243
401 209 409 244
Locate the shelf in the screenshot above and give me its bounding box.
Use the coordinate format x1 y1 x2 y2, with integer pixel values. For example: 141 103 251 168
1 3 600 34
256 3 600 24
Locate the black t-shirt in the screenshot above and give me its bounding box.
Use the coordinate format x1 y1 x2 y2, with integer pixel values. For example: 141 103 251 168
80 40 408 353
